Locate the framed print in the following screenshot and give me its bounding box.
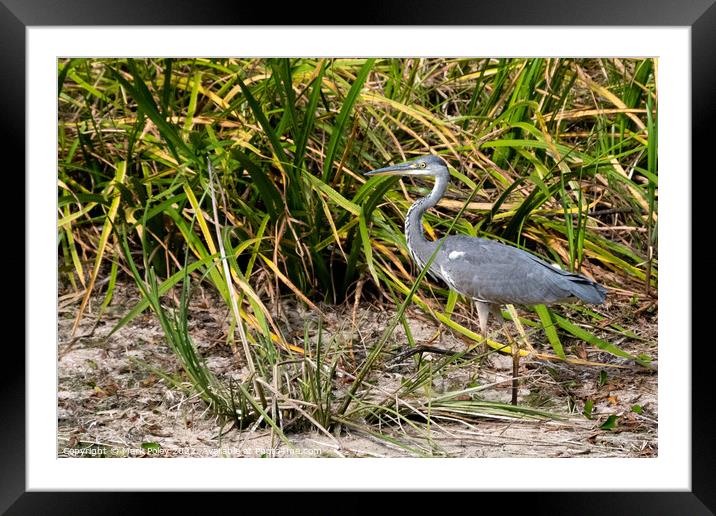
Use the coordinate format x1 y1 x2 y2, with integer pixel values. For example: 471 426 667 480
5 0 714 513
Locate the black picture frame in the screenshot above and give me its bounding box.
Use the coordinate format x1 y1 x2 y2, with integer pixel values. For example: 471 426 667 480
5 1 713 513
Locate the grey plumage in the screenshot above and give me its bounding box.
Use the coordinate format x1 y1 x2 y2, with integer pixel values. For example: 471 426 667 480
365 154 607 336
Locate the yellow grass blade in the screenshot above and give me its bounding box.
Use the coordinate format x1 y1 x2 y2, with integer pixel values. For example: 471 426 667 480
71 161 126 335
259 254 324 316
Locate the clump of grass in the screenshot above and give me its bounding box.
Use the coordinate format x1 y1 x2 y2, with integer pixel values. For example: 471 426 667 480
58 58 658 447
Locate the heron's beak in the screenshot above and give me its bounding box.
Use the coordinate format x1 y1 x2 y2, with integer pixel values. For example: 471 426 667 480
364 162 416 176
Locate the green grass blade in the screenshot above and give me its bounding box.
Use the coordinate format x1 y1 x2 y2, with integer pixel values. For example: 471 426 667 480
108 63 192 160
293 61 326 171
234 74 289 176
322 59 375 181
534 304 565 359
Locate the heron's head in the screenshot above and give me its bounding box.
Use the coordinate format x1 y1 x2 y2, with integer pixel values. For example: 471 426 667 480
364 154 448 178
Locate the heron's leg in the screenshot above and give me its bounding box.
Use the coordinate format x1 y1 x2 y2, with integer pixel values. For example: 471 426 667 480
474 301 491 342
503 305 528 405
498 316 520 406
487 304 506 344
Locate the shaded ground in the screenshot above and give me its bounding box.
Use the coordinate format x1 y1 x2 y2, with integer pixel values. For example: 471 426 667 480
58 282 657 458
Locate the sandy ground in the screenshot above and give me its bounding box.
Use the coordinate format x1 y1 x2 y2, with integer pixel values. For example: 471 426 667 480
58 282 657 458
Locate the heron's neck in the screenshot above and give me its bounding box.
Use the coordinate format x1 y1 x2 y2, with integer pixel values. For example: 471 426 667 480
405 172 448 262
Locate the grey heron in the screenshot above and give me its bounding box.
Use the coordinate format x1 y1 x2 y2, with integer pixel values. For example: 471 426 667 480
365 154 607 402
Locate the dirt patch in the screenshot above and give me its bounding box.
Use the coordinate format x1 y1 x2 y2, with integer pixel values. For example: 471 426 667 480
58 282 657 458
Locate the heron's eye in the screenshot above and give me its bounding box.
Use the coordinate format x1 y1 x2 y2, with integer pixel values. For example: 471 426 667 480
418 162 426 169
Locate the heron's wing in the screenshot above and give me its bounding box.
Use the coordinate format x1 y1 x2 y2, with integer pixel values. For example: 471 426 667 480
521 252 607 303
434 236 584 305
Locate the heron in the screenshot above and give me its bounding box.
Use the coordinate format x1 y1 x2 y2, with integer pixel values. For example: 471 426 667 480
364 154 607 403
